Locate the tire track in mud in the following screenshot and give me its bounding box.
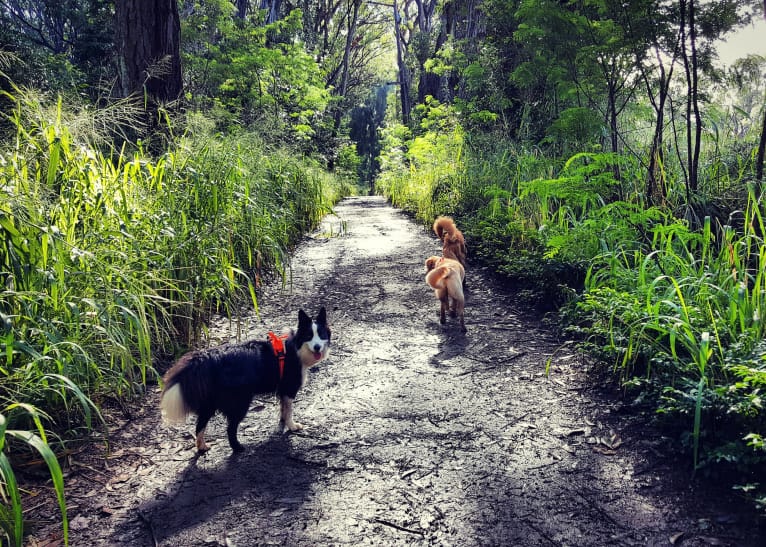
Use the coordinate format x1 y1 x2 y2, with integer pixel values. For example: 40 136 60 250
29 196 762 546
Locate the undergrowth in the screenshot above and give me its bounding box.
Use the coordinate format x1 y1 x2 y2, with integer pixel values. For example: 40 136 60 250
376 102 766 514
0 87 352 545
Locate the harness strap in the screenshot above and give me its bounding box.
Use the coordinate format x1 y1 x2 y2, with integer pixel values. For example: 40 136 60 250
267 331 289 378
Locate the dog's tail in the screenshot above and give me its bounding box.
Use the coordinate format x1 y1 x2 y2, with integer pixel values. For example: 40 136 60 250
160 384 188 424
160 353 207 424
433 216 459 242
428 264 461 290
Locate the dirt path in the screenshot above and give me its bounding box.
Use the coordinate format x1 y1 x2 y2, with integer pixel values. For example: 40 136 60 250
27 196 762 546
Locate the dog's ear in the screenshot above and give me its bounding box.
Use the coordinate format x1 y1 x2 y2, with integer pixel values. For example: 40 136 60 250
298 309 311 327
316 306 327 324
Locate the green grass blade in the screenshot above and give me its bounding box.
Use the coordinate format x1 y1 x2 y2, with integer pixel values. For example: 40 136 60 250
43 374 103 430
6 430 68 545
692 376 706 477
0 452 23 547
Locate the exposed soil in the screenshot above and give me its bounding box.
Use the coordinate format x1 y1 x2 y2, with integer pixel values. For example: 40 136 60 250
24 196 764 546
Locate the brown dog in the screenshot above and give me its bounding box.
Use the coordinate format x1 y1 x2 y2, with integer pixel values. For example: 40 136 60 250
433 216 467 268
425 256 466 332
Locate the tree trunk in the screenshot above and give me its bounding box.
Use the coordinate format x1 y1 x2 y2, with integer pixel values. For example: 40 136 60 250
394 0 412 124
437 0 456 101
756 1 766 188
689 0 701 194
606 78 622 182
115 0 182 104
646 61 671 205
643 38 678 206
333 0 362 131
235 0 249 19
679 0 702 200
260 0 281 24
679 0 693 201
414 0 439 103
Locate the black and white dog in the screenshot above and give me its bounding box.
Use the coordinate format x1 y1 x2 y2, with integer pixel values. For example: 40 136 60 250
160 307 331 452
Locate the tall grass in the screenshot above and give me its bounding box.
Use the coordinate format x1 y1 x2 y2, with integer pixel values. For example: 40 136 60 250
572 187 766 476
0 87 350 544
159 123 346 342
1 394 98 547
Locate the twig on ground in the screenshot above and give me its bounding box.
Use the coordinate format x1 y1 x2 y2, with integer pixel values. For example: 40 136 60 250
525 521 560 545
373 518 424 536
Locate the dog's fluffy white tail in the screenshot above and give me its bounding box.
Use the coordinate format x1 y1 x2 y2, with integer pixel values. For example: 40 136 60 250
160 384 189 424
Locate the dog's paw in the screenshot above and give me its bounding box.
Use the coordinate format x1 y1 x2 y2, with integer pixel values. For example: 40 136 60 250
196 441 211 453
286 421 304 432
195 432 210 452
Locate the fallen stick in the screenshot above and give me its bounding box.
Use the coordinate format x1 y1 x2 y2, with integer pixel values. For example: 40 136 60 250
373 518 424 536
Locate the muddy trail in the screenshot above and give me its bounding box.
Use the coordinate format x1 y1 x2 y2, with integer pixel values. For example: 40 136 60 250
25 196 763 546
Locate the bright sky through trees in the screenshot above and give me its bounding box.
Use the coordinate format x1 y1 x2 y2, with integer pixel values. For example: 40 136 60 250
715 19 766 66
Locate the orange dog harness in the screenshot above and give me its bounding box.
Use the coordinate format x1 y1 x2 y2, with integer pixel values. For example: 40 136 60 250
267 331 289 378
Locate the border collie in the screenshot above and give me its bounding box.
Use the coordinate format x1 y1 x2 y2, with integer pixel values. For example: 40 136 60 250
160 307 331 452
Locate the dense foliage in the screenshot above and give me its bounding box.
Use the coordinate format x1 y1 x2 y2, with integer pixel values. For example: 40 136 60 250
0 2 371 542
375 0 766 516
377 102 766 513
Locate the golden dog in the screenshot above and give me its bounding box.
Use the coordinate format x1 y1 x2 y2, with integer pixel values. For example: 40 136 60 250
425 256 466 333
433 216 467 268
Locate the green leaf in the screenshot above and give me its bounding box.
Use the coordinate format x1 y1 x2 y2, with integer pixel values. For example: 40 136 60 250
44 374 103 431
0 213 20 238
0 452 23 547
6 430 68 545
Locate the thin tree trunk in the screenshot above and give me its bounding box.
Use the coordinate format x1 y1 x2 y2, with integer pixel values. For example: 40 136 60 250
414 0 438 102
394 0 411 124
689 0 701 194
260 0 281 24
757 104 766 185
756 1 766 187
606 77 622 182
643 43 674 206
235 0 249 19
679 0 693 202
333 0 361 131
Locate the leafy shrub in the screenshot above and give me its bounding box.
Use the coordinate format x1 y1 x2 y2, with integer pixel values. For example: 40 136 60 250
562 193 766 509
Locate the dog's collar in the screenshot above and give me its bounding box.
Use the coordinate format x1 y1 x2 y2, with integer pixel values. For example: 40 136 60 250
267 331 289 378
